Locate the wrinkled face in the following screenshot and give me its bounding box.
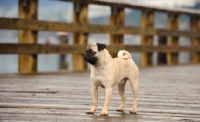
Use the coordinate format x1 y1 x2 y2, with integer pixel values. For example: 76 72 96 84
83 43 106 65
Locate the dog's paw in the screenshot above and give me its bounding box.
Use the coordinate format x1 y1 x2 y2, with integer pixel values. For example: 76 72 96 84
116 109 124 112
100 111 108 116
100 113 108 116
129 110 137 114
86 110 95 114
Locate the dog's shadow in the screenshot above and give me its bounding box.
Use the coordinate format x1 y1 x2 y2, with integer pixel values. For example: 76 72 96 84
88 110 137 121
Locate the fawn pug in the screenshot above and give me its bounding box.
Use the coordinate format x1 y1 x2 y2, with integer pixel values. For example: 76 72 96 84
83 43 138 116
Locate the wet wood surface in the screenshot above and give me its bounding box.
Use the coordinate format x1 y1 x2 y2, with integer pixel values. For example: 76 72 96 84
0 65 200 122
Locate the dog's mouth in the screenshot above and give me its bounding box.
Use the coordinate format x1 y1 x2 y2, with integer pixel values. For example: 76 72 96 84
83 53 98 65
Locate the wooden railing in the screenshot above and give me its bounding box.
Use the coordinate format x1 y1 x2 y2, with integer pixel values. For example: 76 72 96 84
0 0 200 73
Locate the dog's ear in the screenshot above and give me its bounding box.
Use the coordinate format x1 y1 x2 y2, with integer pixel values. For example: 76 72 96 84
97 43 106 51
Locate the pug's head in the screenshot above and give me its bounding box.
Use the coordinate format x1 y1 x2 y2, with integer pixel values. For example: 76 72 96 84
83 43 106 65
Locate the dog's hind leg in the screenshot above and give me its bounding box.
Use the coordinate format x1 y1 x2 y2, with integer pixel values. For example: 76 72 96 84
128 77 138 114
116 80 127 112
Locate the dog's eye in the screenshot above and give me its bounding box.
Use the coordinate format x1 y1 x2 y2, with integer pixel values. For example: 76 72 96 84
91 51 96 55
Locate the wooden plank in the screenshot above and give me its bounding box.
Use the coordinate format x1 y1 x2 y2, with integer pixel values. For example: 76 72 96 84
109 7 124 58
73 3 88 44
110 7 124 44
0 17 154 35
109 7 117 44
72 3 88 70
141 11 154 67
157 38 167 64
0 112 187 122
156 29 200 37
0 91 197 101
1 108 198 119
0 102 200 116
1 95 200 110
18 0 38 73
61 0 200 16
1 18 200 37
167 14 179 65
191 17 200 63
1 43 200 54
0 44 85 54
0 108 198 120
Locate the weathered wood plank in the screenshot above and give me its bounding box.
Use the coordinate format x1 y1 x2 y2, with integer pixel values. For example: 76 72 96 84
1 96 200 111
167 14 179 65
0 102 200 117
0 113 185 122
0 109 198 121
72 3 88 70
109 7 124 58
191 17 200 63
0 18 153 35
110 7 124 44
1 43 200 54
141 11 154 66
0 18 200 37
0 107 199 122
18 0 38 73
1 91 200 103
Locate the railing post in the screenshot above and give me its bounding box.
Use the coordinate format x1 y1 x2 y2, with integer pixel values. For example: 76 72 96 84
140 10 154 66
190 17 200 63
157 37 167 64
72 3 88 70
167 14 179 65
18 0 38 73
110 7 124 57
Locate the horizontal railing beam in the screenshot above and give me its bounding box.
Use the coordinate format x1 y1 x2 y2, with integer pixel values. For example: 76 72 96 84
0 18 200 37
0 43 200 54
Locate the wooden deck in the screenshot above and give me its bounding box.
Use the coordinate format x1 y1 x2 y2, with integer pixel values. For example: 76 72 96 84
0 65 200 122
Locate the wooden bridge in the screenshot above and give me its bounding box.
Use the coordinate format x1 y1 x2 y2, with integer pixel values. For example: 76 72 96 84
0 65 200 121
0 0 200 121
0 0 200 73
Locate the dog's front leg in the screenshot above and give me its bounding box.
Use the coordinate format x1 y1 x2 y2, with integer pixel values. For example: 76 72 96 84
86 84 98 114
100 87 112 116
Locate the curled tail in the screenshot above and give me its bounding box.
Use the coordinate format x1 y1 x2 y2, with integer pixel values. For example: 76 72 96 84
117 50 132 59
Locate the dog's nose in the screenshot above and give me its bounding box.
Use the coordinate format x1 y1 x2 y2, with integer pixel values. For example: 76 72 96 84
83 53 87 60
84 52 87 56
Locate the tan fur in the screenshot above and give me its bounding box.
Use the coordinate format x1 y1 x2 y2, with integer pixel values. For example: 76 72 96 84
86 43 139 116
118 50 132 59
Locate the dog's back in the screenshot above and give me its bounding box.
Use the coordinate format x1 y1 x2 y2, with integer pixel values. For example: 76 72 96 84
113 50 138 79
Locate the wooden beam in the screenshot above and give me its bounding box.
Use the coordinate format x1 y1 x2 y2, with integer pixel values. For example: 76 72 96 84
167 14 179 65
0 18 200 37
191 17 200 63
72 3 88 71
109 7 124 58
157 37 167 64
141 11 154 67
18 0 38 73
110 7 124 44
0 44 86 54
1 43 200 54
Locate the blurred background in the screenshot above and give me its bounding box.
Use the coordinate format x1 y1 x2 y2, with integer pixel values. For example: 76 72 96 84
0 0 200 73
